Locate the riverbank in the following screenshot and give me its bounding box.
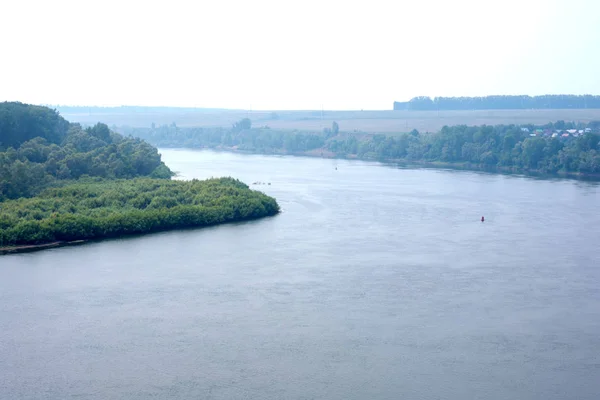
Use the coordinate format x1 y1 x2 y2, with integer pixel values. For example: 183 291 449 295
389 159 600 180
0 240 87 256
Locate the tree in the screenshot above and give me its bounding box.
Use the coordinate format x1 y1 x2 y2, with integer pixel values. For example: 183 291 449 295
86 123 112 143
232 118 252 132
332 121 339 135
522 137 546 168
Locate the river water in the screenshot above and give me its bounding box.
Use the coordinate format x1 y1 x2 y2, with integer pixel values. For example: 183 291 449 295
1 149 599 400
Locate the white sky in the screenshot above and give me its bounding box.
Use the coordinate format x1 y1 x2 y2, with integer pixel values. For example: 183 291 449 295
1 0 599 110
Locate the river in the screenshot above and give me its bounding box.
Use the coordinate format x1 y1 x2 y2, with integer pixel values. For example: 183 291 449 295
1 149 599 400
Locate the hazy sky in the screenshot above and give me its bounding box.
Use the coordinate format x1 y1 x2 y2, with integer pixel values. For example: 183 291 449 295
1 0 599 110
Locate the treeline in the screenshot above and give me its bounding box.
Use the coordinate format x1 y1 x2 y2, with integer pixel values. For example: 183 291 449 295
119 123 329 154
0 102 172 200
124 119 600 176
393 95 600 111
0 178 280 246
345 126 600 174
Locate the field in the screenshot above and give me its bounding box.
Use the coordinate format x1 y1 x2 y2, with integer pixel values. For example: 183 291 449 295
59 108 600 133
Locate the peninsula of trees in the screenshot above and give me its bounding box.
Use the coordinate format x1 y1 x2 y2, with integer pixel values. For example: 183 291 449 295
393 95 600 111
122 118 600 176
0 102 279 251
0 178 279 247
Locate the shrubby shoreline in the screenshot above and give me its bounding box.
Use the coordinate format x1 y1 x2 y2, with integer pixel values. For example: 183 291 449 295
0 177 280 253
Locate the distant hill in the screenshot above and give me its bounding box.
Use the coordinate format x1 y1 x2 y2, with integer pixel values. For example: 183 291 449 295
393 95 600 111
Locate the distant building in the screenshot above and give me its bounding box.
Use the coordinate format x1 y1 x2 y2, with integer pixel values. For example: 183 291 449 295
585 128 592 133
561 133 570 138
552 133 559 138
521 127 530 133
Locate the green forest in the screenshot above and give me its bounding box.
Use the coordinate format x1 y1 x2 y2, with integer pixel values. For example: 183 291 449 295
0 102 279 249
122 119 600 176
0 102 172 200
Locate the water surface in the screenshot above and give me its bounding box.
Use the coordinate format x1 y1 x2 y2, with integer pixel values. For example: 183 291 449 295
1 149 599 399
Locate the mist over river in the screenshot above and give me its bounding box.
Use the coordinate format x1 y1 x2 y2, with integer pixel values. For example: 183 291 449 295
1 149 599 400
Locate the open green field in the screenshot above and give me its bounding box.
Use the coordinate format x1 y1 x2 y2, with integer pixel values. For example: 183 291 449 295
59 107 600 133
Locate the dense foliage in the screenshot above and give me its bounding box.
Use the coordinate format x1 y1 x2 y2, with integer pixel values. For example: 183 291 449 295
0 102 71 148
123 120 600 176
0 178 279 246
346 126 600 174
0 102 172 200
394 95 600 111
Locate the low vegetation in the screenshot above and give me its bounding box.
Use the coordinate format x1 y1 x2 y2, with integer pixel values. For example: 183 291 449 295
0 178 279 247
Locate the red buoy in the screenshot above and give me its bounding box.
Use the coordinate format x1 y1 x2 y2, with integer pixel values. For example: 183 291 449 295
481 216 485 222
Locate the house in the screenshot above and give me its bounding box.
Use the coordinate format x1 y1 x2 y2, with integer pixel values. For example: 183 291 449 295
585 128 592 133
567 129 577 134
561 133 570 138
521 127 530 133
552 133 559 138
529 133 537 137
